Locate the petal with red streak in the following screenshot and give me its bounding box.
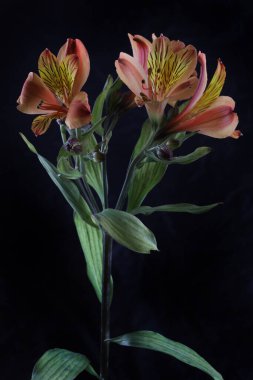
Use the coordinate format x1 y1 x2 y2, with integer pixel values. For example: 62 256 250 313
128 33 151 71
17 73 59 115
65 92 91 129
31 112 63 136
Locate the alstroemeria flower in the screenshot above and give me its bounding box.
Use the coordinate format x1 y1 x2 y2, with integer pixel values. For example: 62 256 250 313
159 52 240 139
17 38 91 136
115 33 198 122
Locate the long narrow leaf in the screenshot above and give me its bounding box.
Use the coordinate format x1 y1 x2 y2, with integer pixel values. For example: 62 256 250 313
131 203 221 216
20 133 94 226
74 211 103 302
110 331 223 380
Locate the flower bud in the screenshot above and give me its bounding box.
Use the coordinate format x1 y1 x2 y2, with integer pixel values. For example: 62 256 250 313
89 150 105 163
156 144 173 160
64 137 83 154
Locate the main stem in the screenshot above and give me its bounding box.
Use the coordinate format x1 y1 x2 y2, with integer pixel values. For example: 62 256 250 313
100 154 113 380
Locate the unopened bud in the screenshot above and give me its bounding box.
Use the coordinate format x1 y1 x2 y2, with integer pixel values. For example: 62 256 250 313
90 150 105 163
156 145 173 160
64 137 82 154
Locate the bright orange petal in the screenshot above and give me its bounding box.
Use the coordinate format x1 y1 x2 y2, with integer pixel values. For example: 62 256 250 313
17 72 59 114
115 52 148 97
65 91 91 129
128 33 151 71
57 38 90 95
31 112 64 136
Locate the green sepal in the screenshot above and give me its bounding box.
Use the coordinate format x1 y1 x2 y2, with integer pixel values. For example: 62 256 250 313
92 208 158 254
31 348 99 380
131 203 222 216
110 331 223 380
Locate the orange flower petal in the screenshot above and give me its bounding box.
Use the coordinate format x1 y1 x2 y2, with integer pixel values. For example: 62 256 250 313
115 52 148 97
128 33 151 71
31 112 63 136
65 91 91 129
57 38 90 95
17 72 59 114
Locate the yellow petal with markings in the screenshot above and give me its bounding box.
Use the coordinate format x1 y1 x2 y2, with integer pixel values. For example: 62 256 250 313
31 112 64 136
189 59 226 117
38 49 78 105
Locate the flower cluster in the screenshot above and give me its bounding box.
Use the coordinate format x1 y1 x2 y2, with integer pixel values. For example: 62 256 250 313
17 34 240 140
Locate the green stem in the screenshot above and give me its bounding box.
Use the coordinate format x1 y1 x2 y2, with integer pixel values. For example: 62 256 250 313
100 142 113 380
115 152 144 210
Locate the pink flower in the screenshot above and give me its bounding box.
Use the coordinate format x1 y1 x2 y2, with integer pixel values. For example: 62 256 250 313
159 52 240 139
115 34 198 123
17 38 91 136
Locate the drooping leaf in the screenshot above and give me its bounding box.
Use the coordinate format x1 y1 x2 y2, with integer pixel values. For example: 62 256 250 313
20 133 94 226
81 133 104 205
131 203 221 216
31 348 99 380
74 211 103 302
127 120 168 211
92 75 114 135
93 209 158 254
168 147 211 165
110 331 223 380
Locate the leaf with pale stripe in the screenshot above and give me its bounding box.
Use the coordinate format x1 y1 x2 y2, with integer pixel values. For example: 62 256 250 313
110 331 223 380
31 348 99 380
93 209 158 254
74 210 103 302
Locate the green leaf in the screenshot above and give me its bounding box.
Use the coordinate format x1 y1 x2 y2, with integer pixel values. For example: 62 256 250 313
57 149 82 180
81 133 104 205
31 348 99 380
20 133 94 226
110 331 223 380
168 146 211 165
132 119 152 160
92 75 114 135
127 119 168 211
74 211 103 302
131 203 221 216
93 209 158 254
127 162 167 211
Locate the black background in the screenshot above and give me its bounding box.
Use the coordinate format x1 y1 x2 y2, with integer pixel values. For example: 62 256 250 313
1 0 253 379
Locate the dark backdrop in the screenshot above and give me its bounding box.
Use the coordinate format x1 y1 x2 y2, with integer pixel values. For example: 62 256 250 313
1 0 253 379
